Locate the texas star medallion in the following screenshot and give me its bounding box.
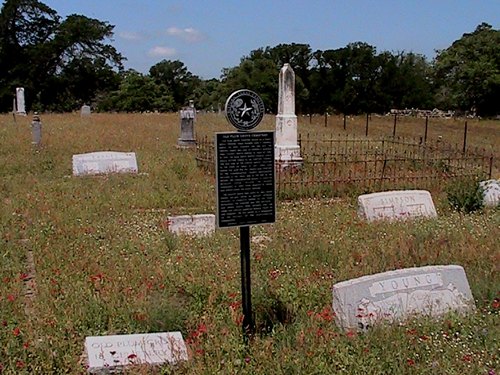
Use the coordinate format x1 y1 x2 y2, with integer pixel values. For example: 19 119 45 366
224 89 265 131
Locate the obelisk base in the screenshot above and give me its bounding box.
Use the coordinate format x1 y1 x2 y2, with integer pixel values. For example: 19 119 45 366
275 145 303 171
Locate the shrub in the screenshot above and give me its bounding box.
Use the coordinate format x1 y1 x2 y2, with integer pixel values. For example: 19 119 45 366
446 177 484 213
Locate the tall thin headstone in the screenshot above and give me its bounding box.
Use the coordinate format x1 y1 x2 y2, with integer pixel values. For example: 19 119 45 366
275 64 302 168
16 87 26 115
31 113 42 147
177 101 196 148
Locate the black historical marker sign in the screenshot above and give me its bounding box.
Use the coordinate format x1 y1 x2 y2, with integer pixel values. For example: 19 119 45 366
224 89 265 131
216 131 276 228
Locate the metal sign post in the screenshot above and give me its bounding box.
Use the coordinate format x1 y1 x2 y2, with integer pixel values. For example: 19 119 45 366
216 89 275 340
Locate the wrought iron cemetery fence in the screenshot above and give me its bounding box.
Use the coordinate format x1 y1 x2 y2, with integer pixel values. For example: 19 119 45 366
196 133 493 199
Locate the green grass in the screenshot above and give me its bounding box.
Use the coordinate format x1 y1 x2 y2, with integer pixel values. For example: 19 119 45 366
0 113 498 374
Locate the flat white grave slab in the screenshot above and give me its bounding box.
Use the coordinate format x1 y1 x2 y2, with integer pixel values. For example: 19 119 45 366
166 214 215 236
358 190 437 221
72 152 138 176
85 332 187 373
480 179 500 207
332 265 475 331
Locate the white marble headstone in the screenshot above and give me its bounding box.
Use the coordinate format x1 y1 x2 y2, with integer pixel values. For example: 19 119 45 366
85 332 187 373
81 105 91 116
16 87 26 115
479 179 500 207
72 152 138 176
166 214 215 236
332 265 475 331
358 190 437 221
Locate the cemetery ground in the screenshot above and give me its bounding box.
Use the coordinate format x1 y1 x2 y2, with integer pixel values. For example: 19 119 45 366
0 113 498 374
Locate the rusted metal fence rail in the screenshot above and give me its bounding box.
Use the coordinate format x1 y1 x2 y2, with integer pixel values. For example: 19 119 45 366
196 134 493 199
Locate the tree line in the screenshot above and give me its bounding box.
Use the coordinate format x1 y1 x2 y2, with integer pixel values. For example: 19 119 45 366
1 0 499 116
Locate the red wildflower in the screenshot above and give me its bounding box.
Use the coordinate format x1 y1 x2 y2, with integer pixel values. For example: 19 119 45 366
23 341 30 349
16 361 24 369
7 294 15 302
229 301 241 310
12 327 20 336
407 358 415 366
346 330 356 338
19 273 29 281
268 269 281 280
197 323 207 334
462 354 472 362
317 307 335 321
134 313 147 321
90 273 104 282
492 299 500 310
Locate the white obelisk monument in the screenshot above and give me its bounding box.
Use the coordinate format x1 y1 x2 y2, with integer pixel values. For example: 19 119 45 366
275 64 302 167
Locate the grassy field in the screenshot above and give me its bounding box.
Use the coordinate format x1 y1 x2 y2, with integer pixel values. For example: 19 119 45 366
0 113 498 374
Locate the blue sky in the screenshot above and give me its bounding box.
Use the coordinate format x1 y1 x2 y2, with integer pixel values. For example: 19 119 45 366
38 0 500 79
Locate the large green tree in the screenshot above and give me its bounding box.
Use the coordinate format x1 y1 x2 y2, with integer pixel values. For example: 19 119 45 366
434 23 500 116
149 59 200 109
0 0 123 112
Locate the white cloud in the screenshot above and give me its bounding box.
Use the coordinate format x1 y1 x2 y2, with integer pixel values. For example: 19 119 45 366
118 31 143 41
148 46 177 57
166 27 205 43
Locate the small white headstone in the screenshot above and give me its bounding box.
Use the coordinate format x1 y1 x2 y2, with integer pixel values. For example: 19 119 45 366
85 332 187 373
16 87 26 115
358 190 437 221
479 179 500 207
332 265 475 331
166 214 215 236
81 105 91 116
72 152 138 176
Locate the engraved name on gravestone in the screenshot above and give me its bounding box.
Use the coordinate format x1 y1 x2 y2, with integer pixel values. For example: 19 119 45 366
332 265 475 331
224 89 265 131
480 179 500 207
216 131 275 227
85 332 188 373
72 152 138 176
166 214 215 236
358 190 437 221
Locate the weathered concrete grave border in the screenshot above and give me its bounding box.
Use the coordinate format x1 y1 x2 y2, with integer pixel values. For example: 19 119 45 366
332 265 475 331
358 190 437 221
85 332 187 374
72 151 138 176
166 214 215 236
